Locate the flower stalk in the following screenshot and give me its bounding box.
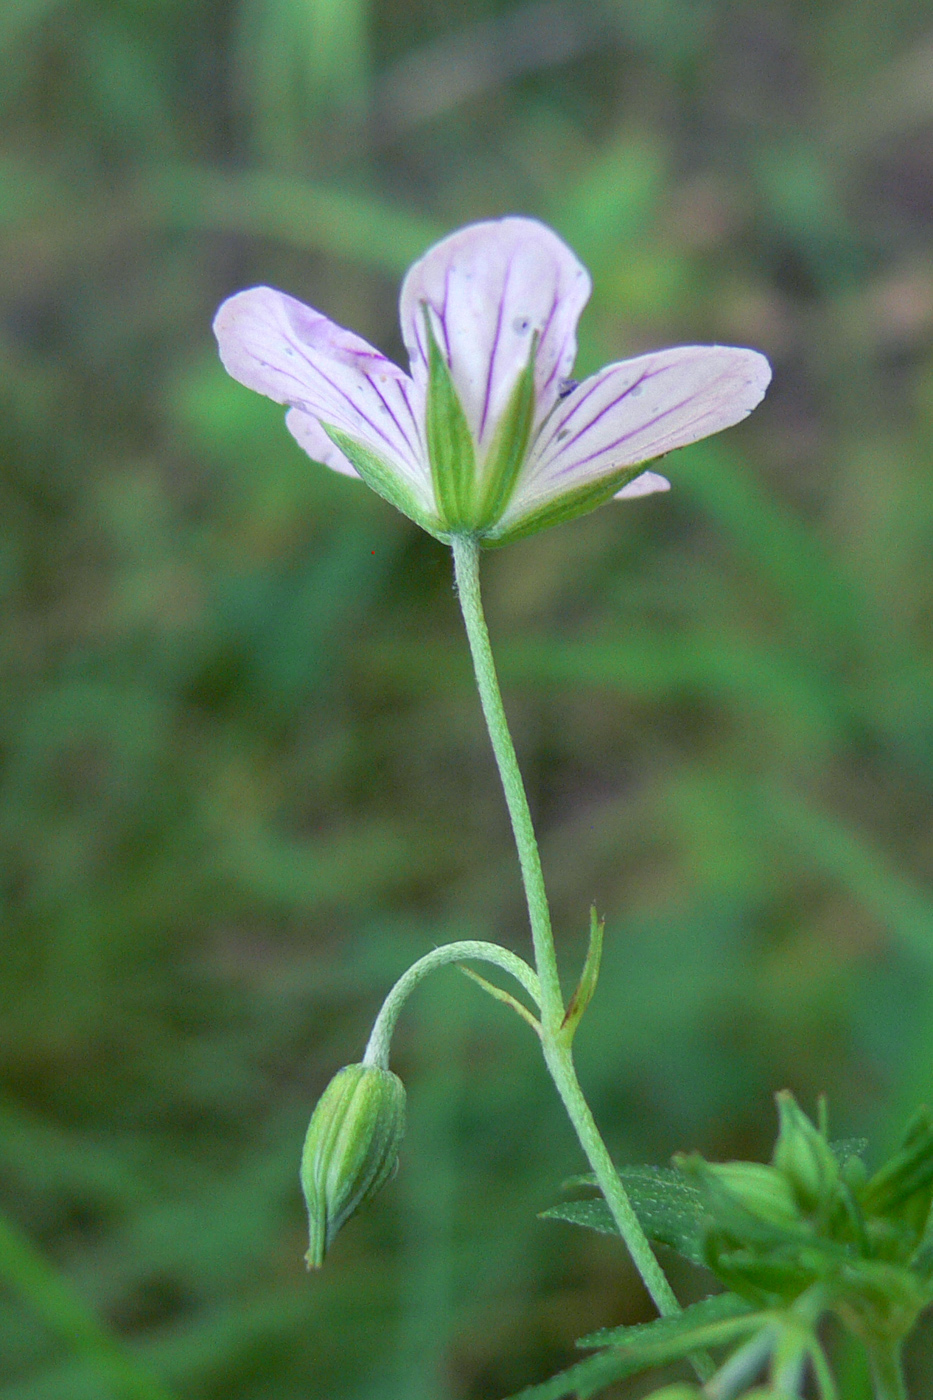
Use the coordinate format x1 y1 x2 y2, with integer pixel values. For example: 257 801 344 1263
363 939 541 1069
450 534 563 1031
451 532 699 1345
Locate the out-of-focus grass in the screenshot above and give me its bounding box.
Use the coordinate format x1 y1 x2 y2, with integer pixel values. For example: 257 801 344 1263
3 1 933 1396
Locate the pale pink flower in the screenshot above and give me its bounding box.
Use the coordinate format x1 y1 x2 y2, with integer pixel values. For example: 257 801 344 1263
214 217 770 544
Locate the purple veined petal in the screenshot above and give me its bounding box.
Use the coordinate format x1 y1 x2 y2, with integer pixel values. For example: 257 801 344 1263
502 345 771 523
615 470 670 499
286 409 360 478
214 287 434 513
398 217 591 453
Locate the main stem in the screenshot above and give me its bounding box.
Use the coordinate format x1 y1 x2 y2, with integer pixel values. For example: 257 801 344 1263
451 533 688 1329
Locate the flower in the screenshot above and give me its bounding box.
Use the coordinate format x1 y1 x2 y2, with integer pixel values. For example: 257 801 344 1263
213 217 771 545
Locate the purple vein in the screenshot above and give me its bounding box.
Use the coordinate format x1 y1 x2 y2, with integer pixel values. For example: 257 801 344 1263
529 365 625 460
539 362 674 466
395 379 426 455
478 252 513 441
368 375 419 461
284 331 411 461
549 377 731 478
627 400 735 458
412 314 428 375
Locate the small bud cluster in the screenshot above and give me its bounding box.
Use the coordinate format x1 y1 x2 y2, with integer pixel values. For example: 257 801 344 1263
677 1093 933 1345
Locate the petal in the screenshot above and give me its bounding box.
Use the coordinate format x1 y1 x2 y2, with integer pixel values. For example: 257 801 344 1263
285 409 360 478
214 287 434 513
502 345 771 525
398 217 590 453
615 470 670 499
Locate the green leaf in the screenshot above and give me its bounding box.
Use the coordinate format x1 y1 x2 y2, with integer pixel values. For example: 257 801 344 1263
475 334 538 529
423 311 476 529
577 1290 756 1349
504 1302 764 1400
542 1166 707 1266
542 1197 620 1234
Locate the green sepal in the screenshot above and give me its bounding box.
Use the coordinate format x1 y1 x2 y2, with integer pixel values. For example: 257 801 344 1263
700 1235 821 1307
423 309 477 529
474 333 538 529
484 462 654 546
831 1258 929 1349
559 906 604 1044
320 424 443 538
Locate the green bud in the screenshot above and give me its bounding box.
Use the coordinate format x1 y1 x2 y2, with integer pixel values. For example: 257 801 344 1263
773 1091 839 1211
300 1063 406 1268
711 1163 802 1228
680 1155 802 1237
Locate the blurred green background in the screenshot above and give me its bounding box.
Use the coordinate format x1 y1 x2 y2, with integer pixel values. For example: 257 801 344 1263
3 0 933 1396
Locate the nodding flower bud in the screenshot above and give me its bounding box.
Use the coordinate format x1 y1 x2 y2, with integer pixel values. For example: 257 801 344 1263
772 1091 839 1212
300 1063 406 1268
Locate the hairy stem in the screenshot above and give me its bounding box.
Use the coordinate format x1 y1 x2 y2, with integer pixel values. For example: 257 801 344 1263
451 533 700 1354
451 533 563 1031
363 940 541 1069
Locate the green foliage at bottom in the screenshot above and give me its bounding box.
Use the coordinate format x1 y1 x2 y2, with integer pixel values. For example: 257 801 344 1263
533 1097 933 1397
